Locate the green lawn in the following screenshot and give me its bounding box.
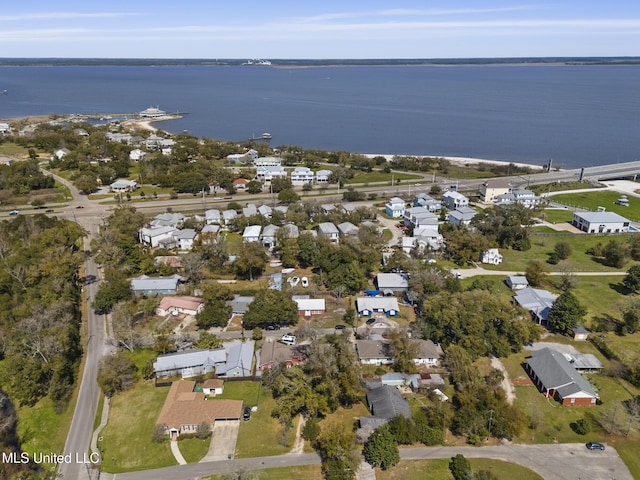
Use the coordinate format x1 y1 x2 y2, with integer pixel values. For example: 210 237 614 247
377 458 543 480
178 436 210 463
483 233 639 273
98 349 176 473
207 465 324 480
552 191 640 221
216 381 292 458
568 276 630 324
601 332 640 363
345 171 422 185
537 208 575 224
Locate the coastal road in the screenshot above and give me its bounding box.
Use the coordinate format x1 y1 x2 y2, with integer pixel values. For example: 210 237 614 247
95 443 632 480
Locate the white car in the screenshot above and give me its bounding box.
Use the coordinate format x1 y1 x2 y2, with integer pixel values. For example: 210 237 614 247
288 276 300 287
301 277 309 288
9 210 19 215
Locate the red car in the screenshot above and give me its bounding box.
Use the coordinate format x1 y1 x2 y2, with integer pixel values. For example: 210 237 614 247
76 205 85 209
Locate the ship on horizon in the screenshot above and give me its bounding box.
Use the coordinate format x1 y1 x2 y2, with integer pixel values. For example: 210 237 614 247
242 59 272 66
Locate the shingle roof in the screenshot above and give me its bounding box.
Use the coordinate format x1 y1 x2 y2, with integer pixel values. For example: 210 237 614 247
153 348 226 373
526 348 597 399
375 273 409 289
366 385 412 419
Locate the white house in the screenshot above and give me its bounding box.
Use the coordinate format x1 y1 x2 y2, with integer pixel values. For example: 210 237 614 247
413 193 441 212
242 204 258 217
290 167 314 185
253 156 281 167
441 191 469 210
0 123 11 134
337 222 359 237
222 210 238 226
202 379 225 396
315 169 332 183
227 153 250 164
261 224 280 250
293 297 326 316
318 222 340 243
129 149 146 161
110 179 138 193
356 340 393 365
413 225 444 251
514 287 558 324
506 275 529 290
412 340 443 366
403 207 438 228
513 189 539 208
139 225 176 248
205 209 221 225
448 207 478 227
54 148 71 160
356 297 399 317
571 211 631 233
151 212 185 228
256 165 287 182
174 229 198 251
481 248 503 265
258 205 272 218
375 273 409 293
385 197 406 218
242 225 262 243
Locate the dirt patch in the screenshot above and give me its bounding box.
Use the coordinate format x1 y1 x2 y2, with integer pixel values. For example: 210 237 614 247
490 355 516 405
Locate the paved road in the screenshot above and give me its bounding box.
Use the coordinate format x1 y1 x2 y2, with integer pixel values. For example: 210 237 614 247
97 443 632 480
456 266 627 279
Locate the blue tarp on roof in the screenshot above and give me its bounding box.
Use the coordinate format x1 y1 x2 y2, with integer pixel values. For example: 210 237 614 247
365 289 380 297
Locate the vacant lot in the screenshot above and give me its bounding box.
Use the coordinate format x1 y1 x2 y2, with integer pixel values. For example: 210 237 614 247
345 171 422 185
376 458 543 480
552 191 640 221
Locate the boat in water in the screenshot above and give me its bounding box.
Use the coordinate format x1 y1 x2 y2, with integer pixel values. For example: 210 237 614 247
242 59 272 66
1 90 7 95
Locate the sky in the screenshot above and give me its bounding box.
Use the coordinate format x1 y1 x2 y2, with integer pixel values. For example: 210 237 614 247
1 1 639 59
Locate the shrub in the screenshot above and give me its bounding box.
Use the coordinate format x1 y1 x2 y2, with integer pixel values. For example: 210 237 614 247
196 422 211 439
572 418 591 435
151 425 166 443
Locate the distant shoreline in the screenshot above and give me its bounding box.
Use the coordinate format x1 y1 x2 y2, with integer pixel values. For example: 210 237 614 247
363 154 547 172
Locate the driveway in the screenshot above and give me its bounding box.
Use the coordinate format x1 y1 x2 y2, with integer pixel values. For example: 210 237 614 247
525 342 579 355
200 420 240 462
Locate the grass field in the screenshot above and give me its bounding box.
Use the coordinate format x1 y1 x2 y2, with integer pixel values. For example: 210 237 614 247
483 233 639 273
376 458 543 480
344 171 422 185
178 436 210 463
537 208 575 224
207 464 324 480
98 349 176 473
216 381 293 458
552 191 640 221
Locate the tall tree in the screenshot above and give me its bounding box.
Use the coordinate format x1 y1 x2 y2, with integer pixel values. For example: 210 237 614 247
234 242 268 280
242 289 298 329
363 424 400 470
548 290 587 335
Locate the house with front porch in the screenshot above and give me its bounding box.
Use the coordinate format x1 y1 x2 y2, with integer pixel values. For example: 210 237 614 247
356 297 400 316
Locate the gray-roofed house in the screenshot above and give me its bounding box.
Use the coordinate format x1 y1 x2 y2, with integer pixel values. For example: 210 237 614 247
441 190 469 210
222 209 238 225
151 212 185 228
506 275 529 290
315 169 332 183
153 348 227 378
360 384 412 429
318 222 340 243
242 225 262 243
448 206 478 227
281 223 299 239
514 287 558 324
356 340 393 365
337 221 360 237
525 347 598 406
375 273 409 293
139 225 176 248
242 204 258 217
174 228 198 251
403 207 438 228
261 224 280 250
385 197 406 218
572 325 590 341
356 297 400 317
413 193 441 212
205 209 221 224
258 205 272 218
412 340 443 366
218 340 254 377
571 211 631 233
229 295 254 315
131 274 182 295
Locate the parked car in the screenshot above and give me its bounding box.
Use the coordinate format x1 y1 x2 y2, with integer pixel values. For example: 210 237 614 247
288 276 300 287
9 210 18 215
281 334 297 345
366 318 376 325
266 324 280 331
76 205 85 209
243 406 251 421
301 277 309 288
586 442 605 451
334 324 346 330
45 209 54 213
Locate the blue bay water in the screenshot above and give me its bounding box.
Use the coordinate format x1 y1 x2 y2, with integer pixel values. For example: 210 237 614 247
1 65 639 168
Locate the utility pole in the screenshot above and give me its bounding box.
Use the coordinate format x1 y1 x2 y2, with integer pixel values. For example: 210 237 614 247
487 409 494 438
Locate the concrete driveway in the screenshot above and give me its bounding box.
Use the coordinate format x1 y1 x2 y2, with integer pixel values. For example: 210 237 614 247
200 420 240 462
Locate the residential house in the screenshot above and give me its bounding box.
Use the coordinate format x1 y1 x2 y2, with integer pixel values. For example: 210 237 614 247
269 272 283 291
281 223 300 239
174 228 198 251
412 340 443 366
156 380 242 438
506 275 529 290
360 384 412 430
257 342 308 372
258 205 272 218
290 167 314 185
321 204 338 214
375 273 409 293
139 225 176 247
218 340 255 377
571 211 631 233
131 274 182 295
413 193 441 212
337 221 360 237
342 204 359 214
227 153 250 164
222 209 238 226
233 178 251 190
110 179 138 193
356 297 400 317
413 225 444 251
514 287 558 324
513 189 539 208
54 148 71 160
151 212 185 228
480 248 503 265
202 379 225 396
253 156 281 167
229 295 254 316
318 222 340 243
242 225 262 243
242 204 258 217
410 373 446 391
205 209 221 225
157 296 204 317
479 178 512 204
153 349 226 378
293 297 326 317
385 197 406 218
448 206 478 227
0 123 11 134
315 169 332 184
129 149 146 161
525 347 598 406
356 339 393 365
256 165 287 182
495 193 517 206
201 224 221 241
261 224 280 250
403 207 438 228
441 191 469 210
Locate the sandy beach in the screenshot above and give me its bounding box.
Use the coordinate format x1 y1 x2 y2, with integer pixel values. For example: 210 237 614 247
363 153 546 171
